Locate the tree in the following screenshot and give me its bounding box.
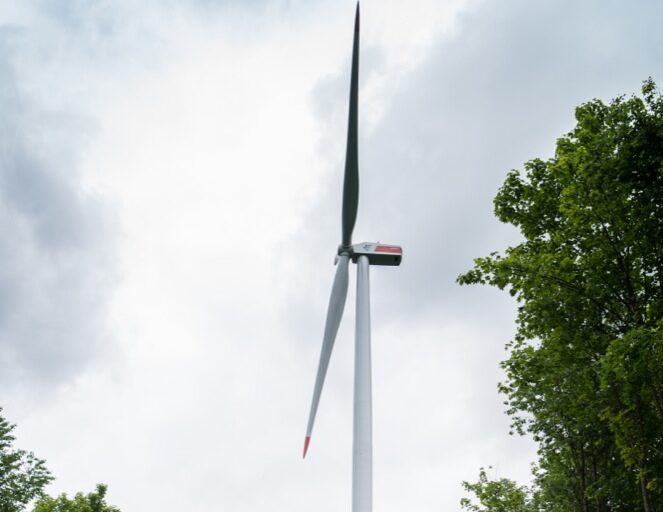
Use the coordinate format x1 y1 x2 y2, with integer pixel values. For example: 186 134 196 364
0 408 53 512
461 467 535 512
600 324 663 509
32 484 120 512
0 408 121 512
458 79 663 510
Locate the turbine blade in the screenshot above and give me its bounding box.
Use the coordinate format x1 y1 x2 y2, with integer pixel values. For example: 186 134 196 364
303 254 350 458
341 3 360 248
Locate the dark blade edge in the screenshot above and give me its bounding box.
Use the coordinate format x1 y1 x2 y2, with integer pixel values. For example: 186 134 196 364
341 3 360 249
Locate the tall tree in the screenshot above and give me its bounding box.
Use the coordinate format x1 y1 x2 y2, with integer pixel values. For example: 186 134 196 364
458 79 663 510
0 408 53 512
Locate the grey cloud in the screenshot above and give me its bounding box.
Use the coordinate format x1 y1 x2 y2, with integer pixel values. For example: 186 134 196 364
34 0 310 36
359 0 663 319
0 30 117 393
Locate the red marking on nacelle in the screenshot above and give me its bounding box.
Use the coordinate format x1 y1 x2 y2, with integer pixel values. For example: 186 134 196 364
375 245 402 254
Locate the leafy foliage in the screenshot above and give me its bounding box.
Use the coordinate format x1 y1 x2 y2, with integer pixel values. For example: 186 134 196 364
461 468 534 512
0 408 121 512
32 484 120 512
458 79 663 511
0 408 53 512
600 323 663 500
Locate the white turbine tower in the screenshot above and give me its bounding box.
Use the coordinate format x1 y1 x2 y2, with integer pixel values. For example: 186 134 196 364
303 4 402 511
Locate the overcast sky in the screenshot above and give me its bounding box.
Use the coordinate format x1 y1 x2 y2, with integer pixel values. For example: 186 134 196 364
1 0 662 510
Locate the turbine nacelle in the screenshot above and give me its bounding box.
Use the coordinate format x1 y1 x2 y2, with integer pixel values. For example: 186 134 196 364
337 243 402 266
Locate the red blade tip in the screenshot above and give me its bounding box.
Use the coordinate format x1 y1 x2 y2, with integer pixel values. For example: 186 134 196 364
303 436 311 458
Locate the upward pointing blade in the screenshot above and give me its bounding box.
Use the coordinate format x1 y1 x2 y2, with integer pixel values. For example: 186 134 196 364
341 3 360 249
303 254 350 458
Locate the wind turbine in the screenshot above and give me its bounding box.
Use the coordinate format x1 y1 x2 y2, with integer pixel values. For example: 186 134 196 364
303 4 402 511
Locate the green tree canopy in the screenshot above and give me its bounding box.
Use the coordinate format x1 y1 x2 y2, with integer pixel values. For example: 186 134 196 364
461 467 534 512
458 79 663 511
32 484 120 512
0 408 121 512
0 408 53 512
